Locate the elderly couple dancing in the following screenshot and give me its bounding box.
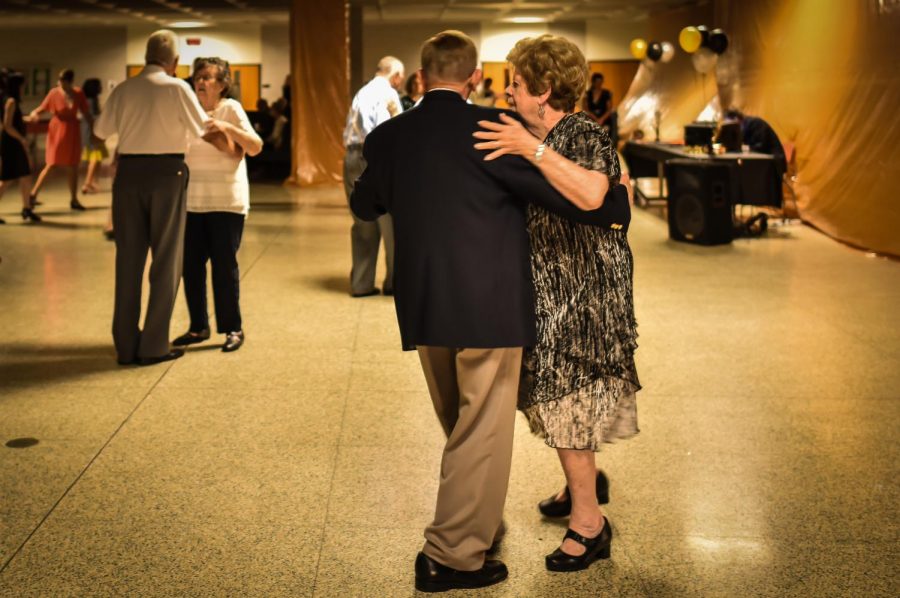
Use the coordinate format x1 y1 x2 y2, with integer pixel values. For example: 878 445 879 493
351 30 640 592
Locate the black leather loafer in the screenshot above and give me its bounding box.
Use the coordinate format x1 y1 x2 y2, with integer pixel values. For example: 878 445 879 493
414 552 508 593
539 470 609 517
137 348 184 366
172 329 210 347
545 517 613 572
222 330 244 352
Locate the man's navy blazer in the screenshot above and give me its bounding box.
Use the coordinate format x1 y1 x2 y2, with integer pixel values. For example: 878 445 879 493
350 89 631 350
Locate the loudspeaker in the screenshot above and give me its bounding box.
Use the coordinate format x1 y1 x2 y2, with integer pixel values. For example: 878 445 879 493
664 159 736 245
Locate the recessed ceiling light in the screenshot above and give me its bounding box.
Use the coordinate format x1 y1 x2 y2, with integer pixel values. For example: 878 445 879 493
502 16 548 24
169 20 211 28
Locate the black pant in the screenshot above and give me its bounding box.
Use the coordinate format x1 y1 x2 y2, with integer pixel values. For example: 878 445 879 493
112 156 188 361
182 211 245 334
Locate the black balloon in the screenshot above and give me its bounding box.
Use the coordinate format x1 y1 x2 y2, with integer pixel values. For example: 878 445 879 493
646 41 663 61
708 29 729 54
696 25 710 48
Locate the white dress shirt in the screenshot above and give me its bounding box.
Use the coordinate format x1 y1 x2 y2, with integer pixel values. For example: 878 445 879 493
342 75 403 147
94 64 208 154
185 98 261 216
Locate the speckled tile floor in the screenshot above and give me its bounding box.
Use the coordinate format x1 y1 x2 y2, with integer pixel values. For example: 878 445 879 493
1 178 898 597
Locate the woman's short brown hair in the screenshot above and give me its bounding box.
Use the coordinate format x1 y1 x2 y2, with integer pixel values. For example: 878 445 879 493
506 35 588 113
192 57 232 98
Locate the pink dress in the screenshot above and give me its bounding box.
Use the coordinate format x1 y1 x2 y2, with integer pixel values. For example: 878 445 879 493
36 87 89 166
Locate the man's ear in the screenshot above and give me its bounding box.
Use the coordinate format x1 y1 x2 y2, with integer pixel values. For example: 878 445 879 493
469 68 483 88
418 68 428 90
171 55 180 77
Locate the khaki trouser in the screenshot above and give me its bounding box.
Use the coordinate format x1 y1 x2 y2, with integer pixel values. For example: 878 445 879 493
343 146 394 294
417 346 523 571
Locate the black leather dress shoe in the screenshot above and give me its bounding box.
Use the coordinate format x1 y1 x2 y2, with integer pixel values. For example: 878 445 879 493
137 349 184 366
172 329 210 347
414 552 508 593
351 288 380 298
222 330 244 352
545 517 613 572
539 470 609 517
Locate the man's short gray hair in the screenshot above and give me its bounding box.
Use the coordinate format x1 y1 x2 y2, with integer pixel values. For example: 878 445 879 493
145 29 179 66
376 56 404 78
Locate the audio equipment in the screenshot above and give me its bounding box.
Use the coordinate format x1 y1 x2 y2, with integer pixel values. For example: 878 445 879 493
664 159 737 245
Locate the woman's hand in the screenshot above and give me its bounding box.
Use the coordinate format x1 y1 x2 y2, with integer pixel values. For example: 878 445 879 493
473 113 540 161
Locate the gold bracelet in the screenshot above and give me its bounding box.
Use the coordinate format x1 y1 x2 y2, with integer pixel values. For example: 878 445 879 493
534 143 546 163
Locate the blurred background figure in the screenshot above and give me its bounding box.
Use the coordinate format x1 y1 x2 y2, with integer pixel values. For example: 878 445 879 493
80 78 109 195
474 77 497 107
583 72 617 145
27 68 93 211
0 70 39 223
400 71 423 111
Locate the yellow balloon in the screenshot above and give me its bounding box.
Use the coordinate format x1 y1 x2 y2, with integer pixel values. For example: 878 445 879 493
679 26 702 53
630 38 648 60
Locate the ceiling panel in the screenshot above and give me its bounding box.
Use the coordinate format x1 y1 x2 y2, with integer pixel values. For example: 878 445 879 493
0 0 706 26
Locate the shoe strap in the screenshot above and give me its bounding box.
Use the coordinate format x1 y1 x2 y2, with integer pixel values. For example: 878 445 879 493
564 518 609 547
563 528 592 547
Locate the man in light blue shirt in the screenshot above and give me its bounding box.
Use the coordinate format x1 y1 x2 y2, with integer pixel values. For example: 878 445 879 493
343 56 404 297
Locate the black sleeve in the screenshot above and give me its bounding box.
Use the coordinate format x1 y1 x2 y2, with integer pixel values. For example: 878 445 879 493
487 153 631 231
349 133 387 222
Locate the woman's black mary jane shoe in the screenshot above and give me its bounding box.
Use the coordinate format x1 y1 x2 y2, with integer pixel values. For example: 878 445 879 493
545 517 612 572
538 469 609 517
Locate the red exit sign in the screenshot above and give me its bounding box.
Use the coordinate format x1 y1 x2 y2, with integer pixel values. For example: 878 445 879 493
186 38 202 45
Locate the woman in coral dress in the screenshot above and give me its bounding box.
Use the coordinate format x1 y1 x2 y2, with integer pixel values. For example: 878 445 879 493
27 69 92 210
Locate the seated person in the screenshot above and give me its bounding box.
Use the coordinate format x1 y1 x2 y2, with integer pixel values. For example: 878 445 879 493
723 108 787 175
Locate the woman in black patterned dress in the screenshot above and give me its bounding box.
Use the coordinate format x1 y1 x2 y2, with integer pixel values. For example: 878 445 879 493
474 35 639 572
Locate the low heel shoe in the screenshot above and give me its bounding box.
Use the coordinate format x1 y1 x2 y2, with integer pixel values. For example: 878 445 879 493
545 517 613 572
538 470 610 517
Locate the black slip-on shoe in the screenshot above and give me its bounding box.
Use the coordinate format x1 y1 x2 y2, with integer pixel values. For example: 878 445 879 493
414 552 508 593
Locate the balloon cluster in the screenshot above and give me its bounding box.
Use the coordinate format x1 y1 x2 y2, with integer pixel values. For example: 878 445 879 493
678 26 729 74
679 26 729 54
629 39 675 63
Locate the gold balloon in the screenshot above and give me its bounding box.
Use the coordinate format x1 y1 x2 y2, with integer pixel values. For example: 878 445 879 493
679 26 702 53
630 38 648 60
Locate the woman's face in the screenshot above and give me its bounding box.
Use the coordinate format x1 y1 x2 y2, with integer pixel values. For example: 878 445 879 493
505 69 543 125
592 77 604 91
194 66 224 108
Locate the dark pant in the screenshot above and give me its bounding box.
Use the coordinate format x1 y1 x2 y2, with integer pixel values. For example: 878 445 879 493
112 156 188 362
182 211 245 334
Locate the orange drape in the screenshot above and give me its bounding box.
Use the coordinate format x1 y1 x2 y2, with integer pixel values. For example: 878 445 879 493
619 0 900 256
288 0 348 185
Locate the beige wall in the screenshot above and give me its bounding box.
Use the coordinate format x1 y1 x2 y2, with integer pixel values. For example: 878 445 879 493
0 27 126 111
586 18 649 60
361 22 481 90
261 24 291 103
126 25 263 66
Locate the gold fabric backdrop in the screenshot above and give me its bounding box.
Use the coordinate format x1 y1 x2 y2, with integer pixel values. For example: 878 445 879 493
289 0 348 185
619 0 900 256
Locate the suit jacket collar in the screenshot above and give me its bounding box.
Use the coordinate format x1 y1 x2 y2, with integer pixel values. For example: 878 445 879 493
421 89 467 104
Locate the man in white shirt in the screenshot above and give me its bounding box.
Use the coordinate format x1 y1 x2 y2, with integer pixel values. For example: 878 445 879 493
94 29 209 366
342 56 404 297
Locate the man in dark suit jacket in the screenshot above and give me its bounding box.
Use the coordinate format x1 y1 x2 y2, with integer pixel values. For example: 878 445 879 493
350 30 629 593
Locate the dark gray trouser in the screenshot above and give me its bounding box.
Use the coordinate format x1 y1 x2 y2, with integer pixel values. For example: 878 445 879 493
343 146 394 294
112 156 188 361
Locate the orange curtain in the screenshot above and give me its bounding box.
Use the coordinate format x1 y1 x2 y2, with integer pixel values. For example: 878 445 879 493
289 0 348 185
619 0 900 256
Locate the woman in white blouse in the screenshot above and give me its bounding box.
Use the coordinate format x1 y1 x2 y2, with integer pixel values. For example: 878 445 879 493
173 57 263 353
